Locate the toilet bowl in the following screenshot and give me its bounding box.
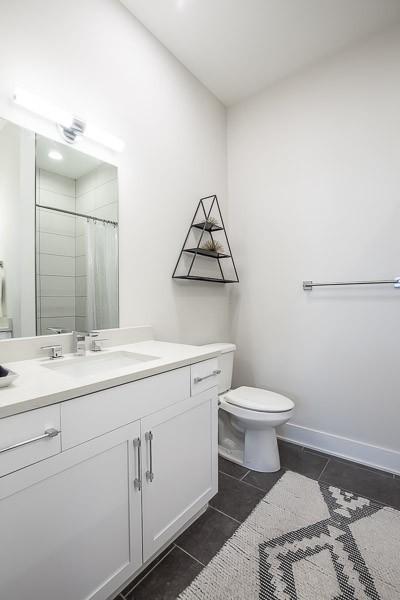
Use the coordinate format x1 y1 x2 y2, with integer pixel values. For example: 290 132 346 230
202 343 295 473
219 387 294 472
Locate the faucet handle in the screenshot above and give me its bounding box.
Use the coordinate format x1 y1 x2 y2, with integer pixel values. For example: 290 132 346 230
41 344 63 360
90 338 109 352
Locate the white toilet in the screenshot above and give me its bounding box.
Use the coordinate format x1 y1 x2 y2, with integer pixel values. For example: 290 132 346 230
204 343 295 473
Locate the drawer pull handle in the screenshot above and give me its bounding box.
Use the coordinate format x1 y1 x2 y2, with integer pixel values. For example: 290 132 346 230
0 428 60 455
133 437 142 491
145 431 154 483
194 369 221 384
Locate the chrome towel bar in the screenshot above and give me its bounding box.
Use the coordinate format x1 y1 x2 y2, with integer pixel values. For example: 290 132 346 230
0 428 60 455
303 278 400 291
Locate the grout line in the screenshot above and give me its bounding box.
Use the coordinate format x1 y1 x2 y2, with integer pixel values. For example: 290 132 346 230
240 469 251 481
209 504 241 525
76 179 117 198
317 458 330 482
218 466 242 478
219 470 269 493
39 184 76 198
175 544 206 567
39 315 76 320
38 274 76 278
126 544 176 595
39 252 76 258
302 445 397 478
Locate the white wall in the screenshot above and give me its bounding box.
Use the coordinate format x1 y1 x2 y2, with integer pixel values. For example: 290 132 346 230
228 26 400 471
0 0 229 344
0 122 35 338
0 123 21 334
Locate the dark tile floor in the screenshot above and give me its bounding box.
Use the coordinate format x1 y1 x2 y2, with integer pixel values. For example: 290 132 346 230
115 440 400 600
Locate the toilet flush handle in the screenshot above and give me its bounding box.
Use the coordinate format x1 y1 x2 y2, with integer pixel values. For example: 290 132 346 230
194 369 221 384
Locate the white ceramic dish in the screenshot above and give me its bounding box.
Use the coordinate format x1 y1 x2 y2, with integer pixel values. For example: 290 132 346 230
0 369 19 388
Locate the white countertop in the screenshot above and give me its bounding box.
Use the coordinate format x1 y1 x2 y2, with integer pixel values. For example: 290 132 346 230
0 340 219 419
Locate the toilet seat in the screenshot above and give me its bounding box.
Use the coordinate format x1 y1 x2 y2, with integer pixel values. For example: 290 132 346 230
224 386 294 413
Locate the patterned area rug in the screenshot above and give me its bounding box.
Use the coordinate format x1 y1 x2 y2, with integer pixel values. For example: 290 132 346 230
179 471 400 599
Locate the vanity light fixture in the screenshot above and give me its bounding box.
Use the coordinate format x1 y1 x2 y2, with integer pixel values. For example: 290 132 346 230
13 88 125 152
48 150 63 161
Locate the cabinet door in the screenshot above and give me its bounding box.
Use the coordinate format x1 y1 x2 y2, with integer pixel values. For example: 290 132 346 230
0 421 142 600
141 388 218 561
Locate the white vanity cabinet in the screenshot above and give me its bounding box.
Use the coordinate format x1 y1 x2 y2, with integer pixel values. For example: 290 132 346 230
0 360 218 600
141 388 218 561
0 420 142 600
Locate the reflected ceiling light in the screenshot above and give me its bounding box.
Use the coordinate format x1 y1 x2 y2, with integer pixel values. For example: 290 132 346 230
13 88 125 152
48 150 63 161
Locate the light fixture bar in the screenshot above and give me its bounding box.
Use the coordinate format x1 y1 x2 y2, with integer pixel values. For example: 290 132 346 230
14 88 74 129
13 88 124 152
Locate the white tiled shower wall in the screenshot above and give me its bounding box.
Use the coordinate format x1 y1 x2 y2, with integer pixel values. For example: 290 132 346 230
36 170 76 335
36 164 118 335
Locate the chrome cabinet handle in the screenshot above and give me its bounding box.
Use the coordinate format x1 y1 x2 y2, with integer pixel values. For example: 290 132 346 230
133 437 142 491
145 431 154 483
0 428 60 455
193 369 221 384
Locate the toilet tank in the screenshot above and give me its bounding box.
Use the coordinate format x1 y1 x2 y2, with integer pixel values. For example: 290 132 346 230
201 343 236 394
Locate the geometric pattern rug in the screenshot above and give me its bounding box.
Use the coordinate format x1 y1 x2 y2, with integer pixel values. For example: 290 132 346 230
179 471 400 599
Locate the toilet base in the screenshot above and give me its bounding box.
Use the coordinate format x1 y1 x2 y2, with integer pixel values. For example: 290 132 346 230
218 396 293 474
218 426 281 473
218 445 244 466
244 427 280 472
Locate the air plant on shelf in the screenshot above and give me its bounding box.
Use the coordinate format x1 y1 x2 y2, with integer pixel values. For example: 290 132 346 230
201 239 225 254
205 216 220 228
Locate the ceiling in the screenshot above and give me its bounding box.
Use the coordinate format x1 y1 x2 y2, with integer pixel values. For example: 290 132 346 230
121 0 400 105
36 135 102 179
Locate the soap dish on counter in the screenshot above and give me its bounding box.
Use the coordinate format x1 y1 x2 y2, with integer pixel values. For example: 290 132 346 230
0 369 19 388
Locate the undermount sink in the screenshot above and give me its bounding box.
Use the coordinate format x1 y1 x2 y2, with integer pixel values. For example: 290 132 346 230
42 350 159 379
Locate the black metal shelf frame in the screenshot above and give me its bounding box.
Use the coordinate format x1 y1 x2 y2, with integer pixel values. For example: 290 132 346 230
183 248 231 259
172 195 239 284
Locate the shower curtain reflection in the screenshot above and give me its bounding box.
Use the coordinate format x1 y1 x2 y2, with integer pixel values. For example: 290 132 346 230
86 219 118 331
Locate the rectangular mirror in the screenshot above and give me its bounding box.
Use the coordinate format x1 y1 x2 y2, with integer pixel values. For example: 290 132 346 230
0 118 119 339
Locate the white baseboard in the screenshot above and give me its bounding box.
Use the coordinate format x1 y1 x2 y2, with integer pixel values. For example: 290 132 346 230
278 422 400 476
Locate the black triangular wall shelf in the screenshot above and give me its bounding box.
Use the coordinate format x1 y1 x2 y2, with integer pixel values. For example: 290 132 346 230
172 195 239 284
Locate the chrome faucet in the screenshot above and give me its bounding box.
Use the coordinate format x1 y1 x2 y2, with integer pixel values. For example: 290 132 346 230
72 331 109 353
88 331 109 352
72 331 90 353
41 344 63 359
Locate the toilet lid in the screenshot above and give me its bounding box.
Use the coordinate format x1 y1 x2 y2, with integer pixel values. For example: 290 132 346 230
224 386 294 412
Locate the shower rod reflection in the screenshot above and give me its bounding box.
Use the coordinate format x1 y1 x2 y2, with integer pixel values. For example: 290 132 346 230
36 204 118 226
303 277 400 291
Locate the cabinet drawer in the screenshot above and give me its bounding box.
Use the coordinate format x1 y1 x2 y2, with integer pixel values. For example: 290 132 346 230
61 366 190 450
0 405 61 478
191 358 220 395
